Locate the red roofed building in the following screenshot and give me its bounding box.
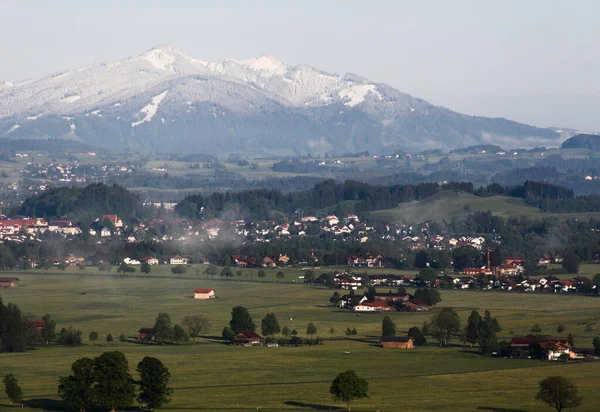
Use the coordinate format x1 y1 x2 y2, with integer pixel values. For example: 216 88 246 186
353 301 394 312
0 277 20 288
101 214 123 228
233 331 263 346
193 288 215 299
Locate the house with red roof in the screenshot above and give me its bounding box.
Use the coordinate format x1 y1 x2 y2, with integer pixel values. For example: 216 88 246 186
233 331 263 346
194 288 215 299
353 301 394 312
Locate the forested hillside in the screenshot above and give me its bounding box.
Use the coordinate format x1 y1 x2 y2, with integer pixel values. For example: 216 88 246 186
12 183 145 222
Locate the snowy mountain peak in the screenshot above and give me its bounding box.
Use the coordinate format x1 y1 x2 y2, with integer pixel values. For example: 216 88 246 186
235 54 287 74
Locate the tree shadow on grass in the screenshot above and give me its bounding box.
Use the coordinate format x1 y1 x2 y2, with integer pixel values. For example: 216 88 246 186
23 399 67 411
284 401 344 410
477 407 528 412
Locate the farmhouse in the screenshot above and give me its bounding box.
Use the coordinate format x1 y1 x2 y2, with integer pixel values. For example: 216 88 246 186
194 288 215 299
167 255 189 265
138 328 157 341
0 277 20 288
353 301 394 312
510 337 575 360
233 331 263 346
139 257 159 265
381 336 414 349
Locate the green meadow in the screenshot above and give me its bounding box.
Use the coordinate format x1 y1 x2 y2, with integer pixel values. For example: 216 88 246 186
0 273 599 411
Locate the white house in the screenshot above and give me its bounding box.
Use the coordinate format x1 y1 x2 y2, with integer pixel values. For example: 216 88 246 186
169 255 189 265
123 257 141 265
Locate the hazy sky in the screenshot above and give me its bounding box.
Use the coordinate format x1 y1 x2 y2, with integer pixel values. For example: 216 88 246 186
2 0 599 131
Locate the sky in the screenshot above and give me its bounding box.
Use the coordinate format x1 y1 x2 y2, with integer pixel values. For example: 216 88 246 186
2 0 599 131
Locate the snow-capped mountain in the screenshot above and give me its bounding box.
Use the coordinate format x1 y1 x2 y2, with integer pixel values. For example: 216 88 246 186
0 45 560 154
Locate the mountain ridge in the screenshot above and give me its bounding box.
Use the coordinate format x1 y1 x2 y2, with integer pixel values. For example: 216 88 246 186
0 45 562 154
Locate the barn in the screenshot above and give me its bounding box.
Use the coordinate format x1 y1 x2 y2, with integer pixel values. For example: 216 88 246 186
380 336 414 349
194 288 216 299
0 277 20 288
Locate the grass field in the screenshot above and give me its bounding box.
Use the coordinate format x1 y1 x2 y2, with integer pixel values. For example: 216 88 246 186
370 190 600 224
1 273 599 411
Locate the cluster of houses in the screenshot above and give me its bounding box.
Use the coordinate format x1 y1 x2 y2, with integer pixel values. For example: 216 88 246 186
510 337 577 361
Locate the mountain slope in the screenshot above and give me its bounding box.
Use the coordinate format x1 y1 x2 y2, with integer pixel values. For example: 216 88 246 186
0 45 560 154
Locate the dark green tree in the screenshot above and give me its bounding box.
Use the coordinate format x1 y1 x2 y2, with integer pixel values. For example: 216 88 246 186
229 306 255 333
137 356 173 410
257 270 266 280
172 324 188 343
329 370 369 412
3 374 23 406
205 264 219 278
88 331 98 341
106 333 113 343
531 324 543 336
592 337 600 355
276 271 285 282
93 351 136 411
407 326 427 346
282 326 291 337
261 313 281 336
416 268 437 284
140 261 151 274
561 254 580 274
381 316 396 337
329 291 341 305
58 357 95 412
465 310 481 347
154 313 173 343
58 327 82 346
221 326 235 340
535 376 582 412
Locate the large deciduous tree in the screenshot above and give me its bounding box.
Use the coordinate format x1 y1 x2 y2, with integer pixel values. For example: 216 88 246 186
464 310 481 347
3 374 23 406
329 370 369 412
261 313 281 336
431 308 461 347
58 357 95 412
182 314 211 341
93 351 136 411
41 313 56 346
137 356 173 410
535 376 582 412
229 306 255 333
154 313 173 343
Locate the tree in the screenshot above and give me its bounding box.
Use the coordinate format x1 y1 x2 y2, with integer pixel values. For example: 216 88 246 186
531 324 543 336
282 326 291 337
221 326 235 341
535 376 582 412
306 322 317 342
140 261 151 274
58 327 82 346
229 306 255 333
106 333 114 343
478 311 500 354
329 291 342 305
261 313 281 336
414 288 442 306
557 325 566 334
593 337 600 355
40 313 56 346
257 270 266 280
58 357 95 412
431 308 461 347
351 328 357 336
182 314 211 341
304 270 315 284
205 264 218 278
416 268 437 284
119 333 127 342
593 273 600 292
236 270 243 281
561 254 580 274
329 327 335 338
93 351 136 411
567 333 575 348
276 271 285 282
407 326 427 346
172 324 189 343
137 356 173 410
220 266 232 278
171 265 187 275
345 327 352 338
465 310 481 347
381 316 396 337
291 329 298 336
57 260 69 271
89 331 98 342
3 374 23 406
154 313 173 343
329 370 369 412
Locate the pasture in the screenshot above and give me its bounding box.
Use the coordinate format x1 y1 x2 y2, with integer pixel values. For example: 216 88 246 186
370 190 600 224
0 273 599 411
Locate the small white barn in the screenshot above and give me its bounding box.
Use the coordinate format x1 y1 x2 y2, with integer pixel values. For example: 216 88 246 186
194 288 215 299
